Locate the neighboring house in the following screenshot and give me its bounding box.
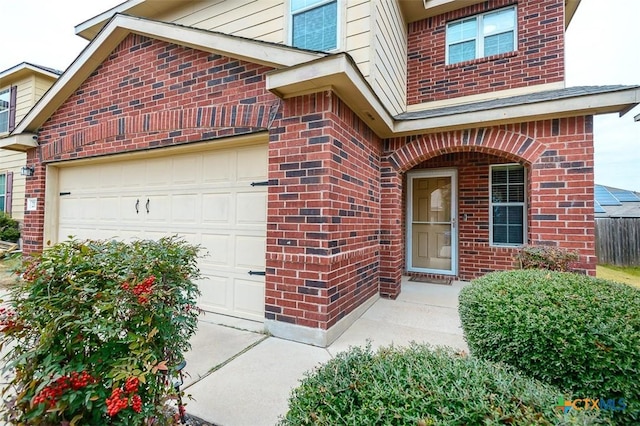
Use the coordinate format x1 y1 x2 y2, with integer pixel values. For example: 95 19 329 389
594 184 640 267
0 63 60 222
4 0 640 346
594 184 640 218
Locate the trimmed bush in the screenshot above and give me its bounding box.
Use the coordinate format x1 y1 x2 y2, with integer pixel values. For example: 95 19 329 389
515 245 579 272
279 344 606 425
0 211 20 243
459 270 640 424
0 237 201 425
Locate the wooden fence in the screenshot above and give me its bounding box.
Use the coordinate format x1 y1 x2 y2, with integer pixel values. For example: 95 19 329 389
595 218 640 267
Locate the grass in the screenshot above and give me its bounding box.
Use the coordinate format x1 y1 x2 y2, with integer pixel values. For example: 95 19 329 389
596 264 640 288
0 254 21 288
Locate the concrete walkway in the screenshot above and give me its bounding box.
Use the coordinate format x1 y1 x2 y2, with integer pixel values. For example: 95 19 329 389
182 279 469 425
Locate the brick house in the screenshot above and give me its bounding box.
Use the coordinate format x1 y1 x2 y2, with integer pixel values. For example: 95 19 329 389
5 0 639 346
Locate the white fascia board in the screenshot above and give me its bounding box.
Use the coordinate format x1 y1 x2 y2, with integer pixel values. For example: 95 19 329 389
121 16 324 68
16 14 324 134
75 0 143 39
393 88 640 136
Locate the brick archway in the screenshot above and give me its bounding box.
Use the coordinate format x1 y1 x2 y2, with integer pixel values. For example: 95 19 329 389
387 128 546 173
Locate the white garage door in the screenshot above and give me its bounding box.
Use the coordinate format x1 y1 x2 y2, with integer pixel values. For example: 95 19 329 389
56 143 268 322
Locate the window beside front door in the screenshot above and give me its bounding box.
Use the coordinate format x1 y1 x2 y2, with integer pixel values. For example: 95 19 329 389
291 0 338 51
446 6 517 65
490 164 526 246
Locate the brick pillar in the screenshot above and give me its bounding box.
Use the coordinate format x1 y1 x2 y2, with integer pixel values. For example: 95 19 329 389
379 157 403 298
529 116 596 275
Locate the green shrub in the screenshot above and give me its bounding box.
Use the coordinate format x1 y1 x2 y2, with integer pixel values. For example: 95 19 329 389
0 211 20 243
0 237 201 425
459 270 640 424
279 343 607 425
515 245 579 272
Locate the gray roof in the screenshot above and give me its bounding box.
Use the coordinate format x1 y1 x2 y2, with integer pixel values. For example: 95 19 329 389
396 85 640 120
595 184 640 218
0 61 63 77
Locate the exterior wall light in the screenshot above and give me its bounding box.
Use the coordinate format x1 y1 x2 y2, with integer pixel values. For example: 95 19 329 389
20 166 35 177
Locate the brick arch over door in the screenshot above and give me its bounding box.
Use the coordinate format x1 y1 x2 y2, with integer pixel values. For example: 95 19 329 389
387 128 547 173
378 128 547 299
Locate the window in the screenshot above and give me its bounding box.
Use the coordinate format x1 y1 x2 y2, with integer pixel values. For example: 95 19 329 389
0 173 6 212
446 6 516 65
291 0 338 51
490 164 525 246
0 89 10 133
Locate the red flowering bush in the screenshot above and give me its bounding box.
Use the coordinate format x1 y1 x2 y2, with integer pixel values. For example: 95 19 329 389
0 237 201 425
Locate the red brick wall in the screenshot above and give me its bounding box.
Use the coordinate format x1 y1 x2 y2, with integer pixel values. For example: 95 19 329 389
407 0 565 104
382 117 595 283
23 34 278 253
266 92 382 329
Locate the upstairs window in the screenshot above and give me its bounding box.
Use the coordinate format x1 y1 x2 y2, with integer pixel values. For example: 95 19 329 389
0 87 16 134
446 6 516 65
490 164 526 246
291 0 338 51
0 89 10 133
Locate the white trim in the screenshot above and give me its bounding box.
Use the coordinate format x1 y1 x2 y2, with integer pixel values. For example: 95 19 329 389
406 168 458 275
446 5 517 65
489 163 527 247
288 0 342 52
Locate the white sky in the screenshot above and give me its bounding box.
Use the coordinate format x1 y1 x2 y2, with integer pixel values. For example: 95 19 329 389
1 0 639 191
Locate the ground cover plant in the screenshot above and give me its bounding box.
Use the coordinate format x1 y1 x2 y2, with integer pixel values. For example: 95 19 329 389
459 270 640 424
279 343 607 425
0 237 201 425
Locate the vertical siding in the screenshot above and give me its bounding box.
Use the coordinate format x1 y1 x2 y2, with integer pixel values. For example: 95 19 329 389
371 0 406 116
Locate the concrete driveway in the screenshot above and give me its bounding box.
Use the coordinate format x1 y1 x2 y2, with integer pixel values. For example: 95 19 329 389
183 279 469 425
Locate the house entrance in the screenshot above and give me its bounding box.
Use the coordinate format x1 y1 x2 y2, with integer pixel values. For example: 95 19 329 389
407 169 457 275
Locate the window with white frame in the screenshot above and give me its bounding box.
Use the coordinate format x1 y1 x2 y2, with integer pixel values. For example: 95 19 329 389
291 0 338 51
446 6 516 65
0 89 10 133
490 164 525 245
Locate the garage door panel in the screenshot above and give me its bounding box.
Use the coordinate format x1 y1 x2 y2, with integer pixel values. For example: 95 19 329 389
233 278 265 320
55 143 267 322
172 156 200 185
121 196 142 222
235 235 266 269
202 152 232 183
172 194 198 224
199 274 231 311
145 158 172 187
202 193 231 223
97 196 120 222
200 233 232 266
236 192 267 225
237 146 268 181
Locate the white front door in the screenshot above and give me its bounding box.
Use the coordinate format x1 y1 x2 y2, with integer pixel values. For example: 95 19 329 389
407 169 457 275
